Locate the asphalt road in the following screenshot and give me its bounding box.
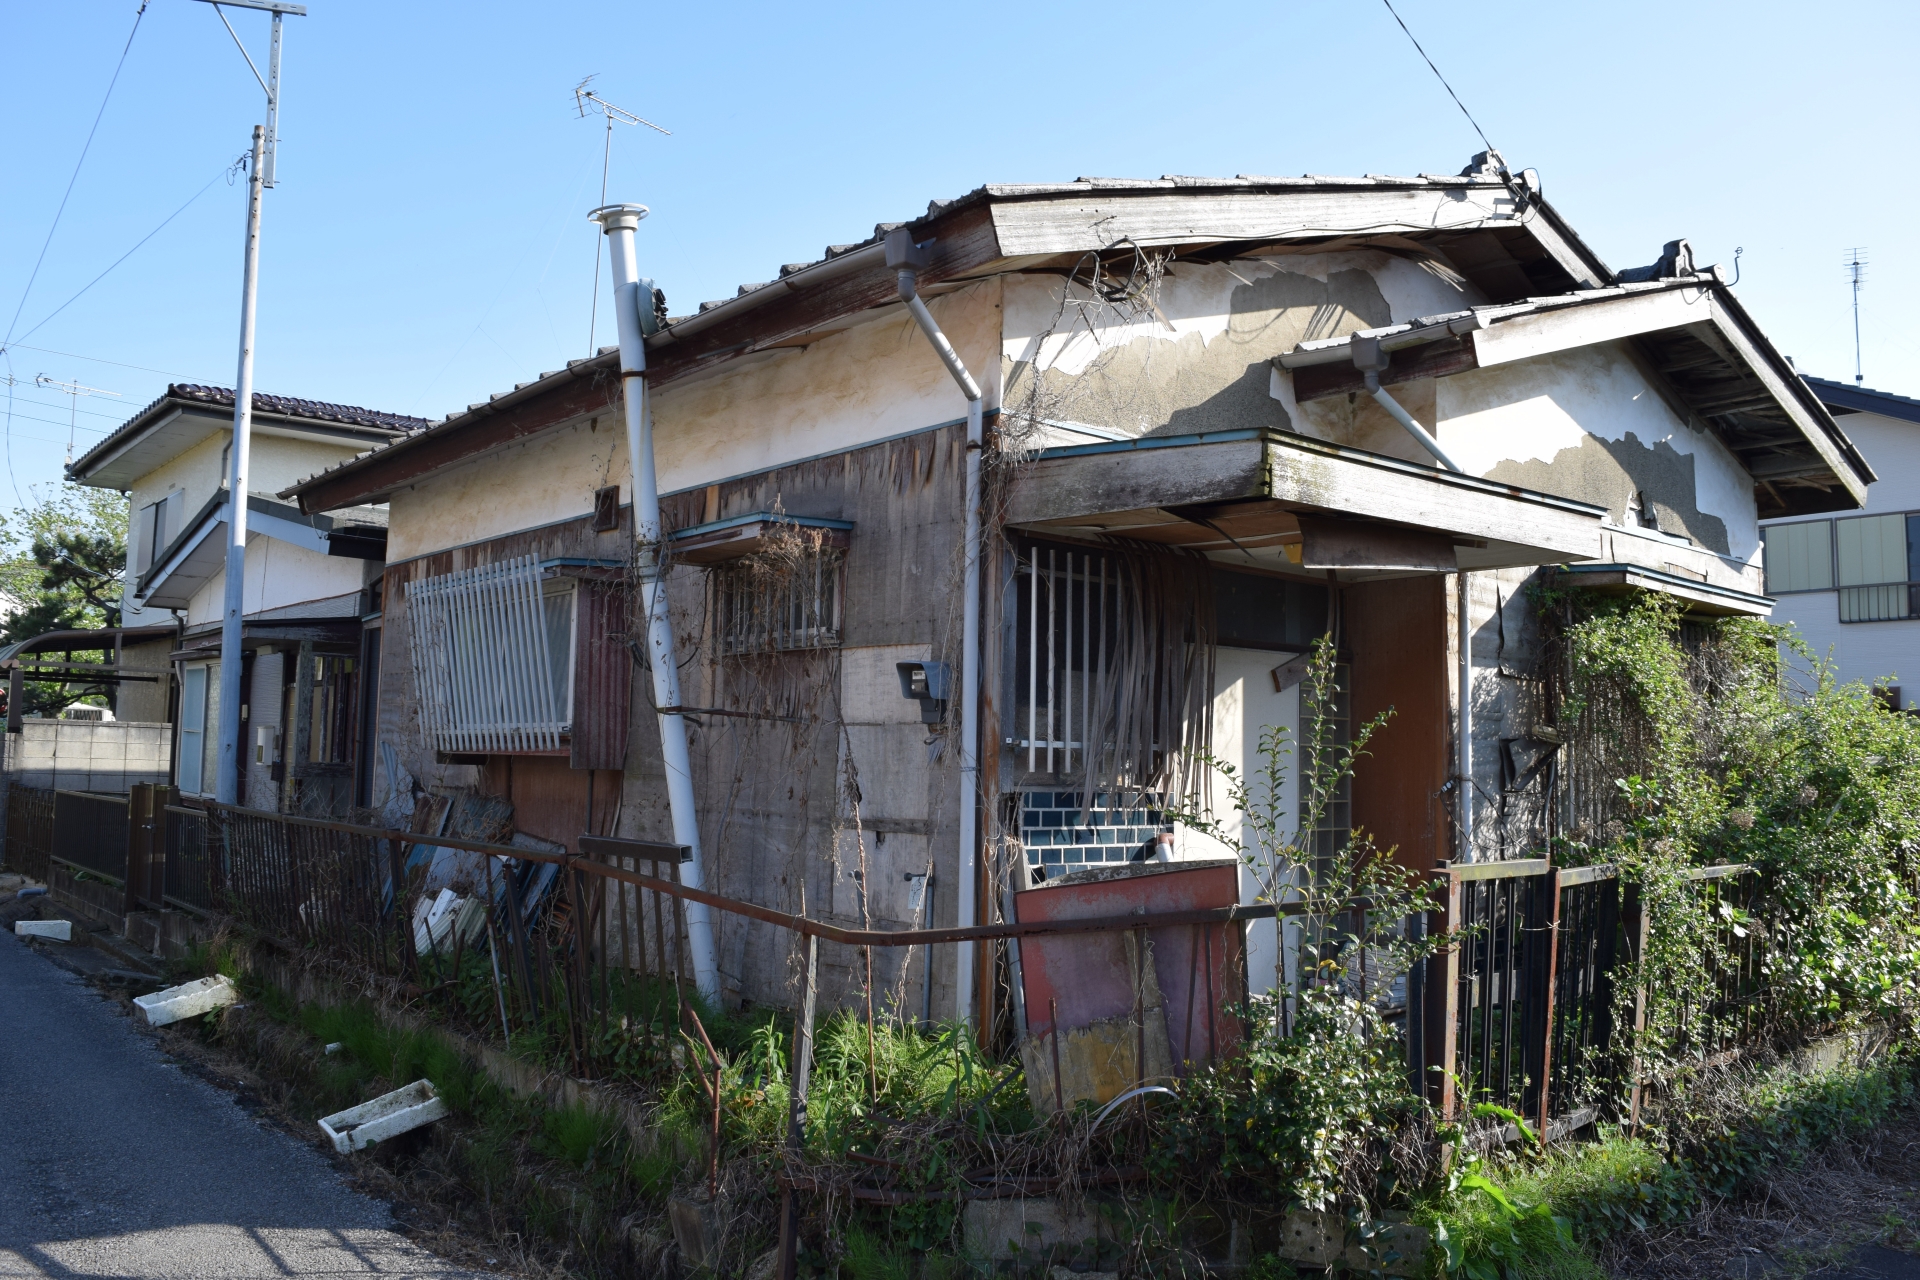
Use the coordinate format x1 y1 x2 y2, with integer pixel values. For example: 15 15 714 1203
0 927 479 1280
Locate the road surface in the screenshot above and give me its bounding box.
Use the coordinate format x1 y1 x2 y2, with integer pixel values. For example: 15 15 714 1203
0 926 479 1279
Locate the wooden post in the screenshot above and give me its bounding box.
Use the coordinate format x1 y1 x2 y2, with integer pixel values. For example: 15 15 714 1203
1427 862 1462 1121
778 931 819 1280
1621 880 1652 1132
122 783 149 916
1534 867 1565 1138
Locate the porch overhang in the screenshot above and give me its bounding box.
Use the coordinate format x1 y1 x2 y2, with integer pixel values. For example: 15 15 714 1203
1004 429 1606 579
1551 563 1773 618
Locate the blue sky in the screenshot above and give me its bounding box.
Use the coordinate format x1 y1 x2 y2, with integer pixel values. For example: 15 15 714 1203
2 0 1914 505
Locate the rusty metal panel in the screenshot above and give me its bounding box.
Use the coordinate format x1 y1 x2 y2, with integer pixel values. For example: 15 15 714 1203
1013 858 1243 1076
571 581 631 771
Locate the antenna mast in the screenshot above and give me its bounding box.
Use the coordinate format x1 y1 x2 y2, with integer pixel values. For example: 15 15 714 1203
1845 247 1868 386
34 374 120 464
575 78 669 354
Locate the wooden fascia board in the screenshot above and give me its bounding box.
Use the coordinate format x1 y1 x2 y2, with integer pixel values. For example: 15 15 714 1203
1002 436 1270 526
1006 433 1604 563
988 187 1525 257
1265 437 1603 560
1699 294 1872 502
1517 200 1611 288
1468 287 1715 370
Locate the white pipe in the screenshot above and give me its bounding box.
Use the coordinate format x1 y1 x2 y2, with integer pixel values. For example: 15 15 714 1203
1456 569 1473 863
1363 371 1463 474
888 229 983 1030
214 125 266 805
591 202 720 1002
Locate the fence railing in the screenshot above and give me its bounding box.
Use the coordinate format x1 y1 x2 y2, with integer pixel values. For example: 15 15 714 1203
3 783 54 882
50 789 130 884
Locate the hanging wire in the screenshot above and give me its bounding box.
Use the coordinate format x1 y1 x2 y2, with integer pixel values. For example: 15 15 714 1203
1379 0 1496 157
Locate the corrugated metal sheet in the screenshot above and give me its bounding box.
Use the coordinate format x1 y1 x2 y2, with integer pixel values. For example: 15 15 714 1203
571 581 630 771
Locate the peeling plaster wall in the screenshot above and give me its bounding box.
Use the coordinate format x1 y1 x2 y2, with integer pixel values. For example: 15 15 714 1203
1435 342 1759 563
1000 251 1484 441
384 281 1003 563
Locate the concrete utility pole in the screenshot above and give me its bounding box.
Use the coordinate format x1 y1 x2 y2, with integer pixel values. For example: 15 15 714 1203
195 0 305 804
591 202 721 1001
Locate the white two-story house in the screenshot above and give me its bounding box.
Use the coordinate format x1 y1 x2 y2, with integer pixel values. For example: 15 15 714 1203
67 383 424 811
1762 377 1918 709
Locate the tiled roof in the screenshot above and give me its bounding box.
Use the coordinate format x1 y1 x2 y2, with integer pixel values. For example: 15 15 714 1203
70 382 427 481
1803 376 1920 425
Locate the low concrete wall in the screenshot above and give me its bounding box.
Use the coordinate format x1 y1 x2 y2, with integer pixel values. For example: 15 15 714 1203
2 719 171 793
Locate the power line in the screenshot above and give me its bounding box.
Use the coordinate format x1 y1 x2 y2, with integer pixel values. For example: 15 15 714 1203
0 342 208 382
4 163 235 353
1379 0 1495 157
4 1 152 347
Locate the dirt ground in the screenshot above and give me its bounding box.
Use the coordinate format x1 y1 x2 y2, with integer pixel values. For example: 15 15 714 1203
1609 1106 1920 1280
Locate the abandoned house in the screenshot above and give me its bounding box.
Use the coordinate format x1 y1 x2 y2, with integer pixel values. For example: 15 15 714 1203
280 154 1874 1029
49 383 426 807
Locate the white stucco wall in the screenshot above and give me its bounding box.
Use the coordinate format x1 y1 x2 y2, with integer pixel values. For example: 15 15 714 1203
181 537 368 627
384 281 1004 562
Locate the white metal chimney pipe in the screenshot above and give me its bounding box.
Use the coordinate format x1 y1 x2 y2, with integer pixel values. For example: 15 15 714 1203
215 125 267 805
591 202 721 1002
886 228 983 1030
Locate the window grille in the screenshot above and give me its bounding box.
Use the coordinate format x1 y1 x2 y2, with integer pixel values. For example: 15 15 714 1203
711 548 843 655
1010 543 1214 804
406 555 575 754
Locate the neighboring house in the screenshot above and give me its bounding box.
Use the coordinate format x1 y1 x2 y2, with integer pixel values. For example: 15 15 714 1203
63 384 425 811
283 156 1870 1019
1761 378 1920 709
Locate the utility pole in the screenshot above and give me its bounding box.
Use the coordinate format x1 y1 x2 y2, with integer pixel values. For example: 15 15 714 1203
194 0 306 805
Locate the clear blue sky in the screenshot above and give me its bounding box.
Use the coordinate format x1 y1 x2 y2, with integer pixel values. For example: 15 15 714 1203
2 0 1913 506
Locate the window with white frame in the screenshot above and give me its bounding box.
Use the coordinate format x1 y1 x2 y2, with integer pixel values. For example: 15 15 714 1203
406 556 577 753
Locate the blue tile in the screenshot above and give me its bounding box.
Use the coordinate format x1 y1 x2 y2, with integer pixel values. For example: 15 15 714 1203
1024 792 1043 809
1042 848 1062 865
1064 848 1083 863
1042 811 1063 828
1073 830 1095 844
1026 849 1040 865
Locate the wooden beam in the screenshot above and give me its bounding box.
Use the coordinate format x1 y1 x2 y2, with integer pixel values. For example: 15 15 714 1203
1290 337 1478 403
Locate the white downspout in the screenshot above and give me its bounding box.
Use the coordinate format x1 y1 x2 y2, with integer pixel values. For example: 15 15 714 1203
886 228 983 1029
591 202 720 1001
1456 569 1474 862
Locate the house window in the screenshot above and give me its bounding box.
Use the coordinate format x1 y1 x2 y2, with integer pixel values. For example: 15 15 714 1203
1835 512 1920 624
1761 519 1833 594
135 491 185 576
177 661 218 795
711 548 843 655
405 556 577 753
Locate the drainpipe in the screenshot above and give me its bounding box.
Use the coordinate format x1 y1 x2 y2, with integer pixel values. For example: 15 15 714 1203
1348 334 1463 474
885 227 983 1030
1456 569 1474 862
591 202 720 1002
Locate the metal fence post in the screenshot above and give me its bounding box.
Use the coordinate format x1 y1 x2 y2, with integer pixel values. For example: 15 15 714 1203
123 783 150 916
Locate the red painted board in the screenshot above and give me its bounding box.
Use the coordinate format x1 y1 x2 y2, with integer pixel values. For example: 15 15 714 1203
1014 859 1244 1074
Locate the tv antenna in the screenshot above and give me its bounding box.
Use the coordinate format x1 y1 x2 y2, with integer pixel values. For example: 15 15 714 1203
575 77 670 354
1844 247 1867 386
34 373 120 465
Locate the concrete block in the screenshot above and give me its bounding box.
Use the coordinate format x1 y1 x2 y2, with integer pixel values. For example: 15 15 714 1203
15 919 73 941
318 1079 449 1153
135 974 238 1026
668 1196 726 1270
962 1198 1119 1262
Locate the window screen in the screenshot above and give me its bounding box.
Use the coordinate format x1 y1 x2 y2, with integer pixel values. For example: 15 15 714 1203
1762 520 1833 593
